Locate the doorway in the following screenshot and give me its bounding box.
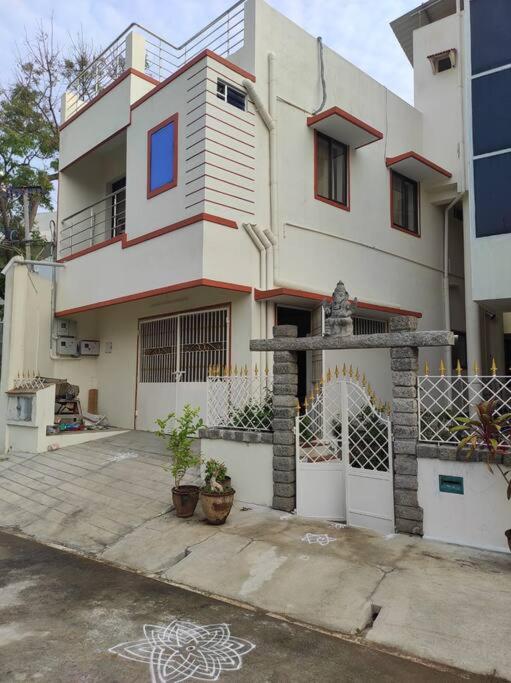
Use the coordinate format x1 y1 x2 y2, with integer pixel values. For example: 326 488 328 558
276 307 311 407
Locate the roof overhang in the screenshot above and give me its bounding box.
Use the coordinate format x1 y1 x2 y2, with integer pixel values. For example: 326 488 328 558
390 0 460 65
307 107 383 149
386 151 452 183
255 288 422 318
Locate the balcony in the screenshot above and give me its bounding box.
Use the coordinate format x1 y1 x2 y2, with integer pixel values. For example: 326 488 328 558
60 185 126 259
62 0 247 121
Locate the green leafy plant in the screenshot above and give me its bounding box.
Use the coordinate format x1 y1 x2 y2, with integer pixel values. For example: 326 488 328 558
155 404 203 489
451 399 511 501
202 458 232 494
228 389 273 431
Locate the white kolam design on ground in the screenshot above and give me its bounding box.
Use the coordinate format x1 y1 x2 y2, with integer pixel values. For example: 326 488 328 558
301 533 337 546
109 620 255 683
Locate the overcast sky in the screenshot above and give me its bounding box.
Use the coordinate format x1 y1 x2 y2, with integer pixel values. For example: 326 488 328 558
0 0 419 103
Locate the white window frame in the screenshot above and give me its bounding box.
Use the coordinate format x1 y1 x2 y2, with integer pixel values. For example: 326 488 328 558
216 79 246 111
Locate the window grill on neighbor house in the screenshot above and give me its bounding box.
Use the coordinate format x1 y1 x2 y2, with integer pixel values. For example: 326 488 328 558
139 307 228 383
353 316 388 335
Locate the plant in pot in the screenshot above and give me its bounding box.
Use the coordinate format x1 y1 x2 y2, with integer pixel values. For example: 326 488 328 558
200 459 235 525
451 399 511 550
155 405 203 518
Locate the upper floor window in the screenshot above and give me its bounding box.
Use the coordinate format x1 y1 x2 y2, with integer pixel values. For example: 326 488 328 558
315 132 349 209
428 49 457 74
147 114 178 199
391 170 419 235
217 80 246 111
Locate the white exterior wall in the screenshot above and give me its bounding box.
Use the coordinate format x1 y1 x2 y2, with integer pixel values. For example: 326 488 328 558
418 458 510 553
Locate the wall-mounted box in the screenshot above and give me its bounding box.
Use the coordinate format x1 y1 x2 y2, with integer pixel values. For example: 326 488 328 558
79 340 100 356
439 474 464 495
54 318 77 339
57 337 79 357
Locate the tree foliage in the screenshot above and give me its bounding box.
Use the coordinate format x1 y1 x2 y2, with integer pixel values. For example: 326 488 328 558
0 20 96 297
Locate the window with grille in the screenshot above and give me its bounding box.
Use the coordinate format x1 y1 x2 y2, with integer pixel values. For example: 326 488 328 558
353 317 388 335
217 80 246 111
139 308 228 383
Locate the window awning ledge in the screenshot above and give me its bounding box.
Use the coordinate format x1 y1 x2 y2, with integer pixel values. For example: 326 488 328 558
307 107 383 149
386 151 452 183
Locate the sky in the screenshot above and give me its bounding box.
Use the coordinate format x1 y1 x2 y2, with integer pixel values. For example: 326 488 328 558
0 0 420 103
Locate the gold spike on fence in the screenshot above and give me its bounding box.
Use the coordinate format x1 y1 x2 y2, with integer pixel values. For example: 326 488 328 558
254 364 259 377
355 368 360 382
491 357 498 376
473 361 479 376
362 372 366 387
455 359 462 376
342 363 347 377
439 359 446 376
335 365 339 378
326 368 332 382
304 395 308 410
349 364 353 378
423 361 430 376
265 365 269 376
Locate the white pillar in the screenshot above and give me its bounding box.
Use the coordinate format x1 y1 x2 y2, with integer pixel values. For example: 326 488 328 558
462 193 482 373
125 32 146 73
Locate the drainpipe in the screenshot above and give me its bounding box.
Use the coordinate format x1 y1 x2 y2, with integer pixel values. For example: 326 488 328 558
444 193 463 372
244 223 267 373
251 225 273 345
243 54 317 293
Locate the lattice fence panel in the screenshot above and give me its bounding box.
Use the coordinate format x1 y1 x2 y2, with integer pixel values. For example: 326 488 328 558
207 371 273 431
418 374 511 444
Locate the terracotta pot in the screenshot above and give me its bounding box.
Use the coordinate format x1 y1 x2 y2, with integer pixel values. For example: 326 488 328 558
505 528 511 552
200 489 235 525
172 485 200 518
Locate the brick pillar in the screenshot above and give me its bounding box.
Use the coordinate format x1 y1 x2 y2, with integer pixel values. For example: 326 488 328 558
271 325 298 512
390 316 423 535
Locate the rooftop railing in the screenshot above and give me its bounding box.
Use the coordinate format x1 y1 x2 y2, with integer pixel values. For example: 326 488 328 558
64 0 246 119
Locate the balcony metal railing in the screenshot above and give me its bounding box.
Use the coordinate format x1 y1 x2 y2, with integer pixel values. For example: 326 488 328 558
65 0 246 117
60 187 126 257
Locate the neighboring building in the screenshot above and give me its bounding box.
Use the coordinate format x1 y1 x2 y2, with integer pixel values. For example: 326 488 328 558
33 211 57 243
0 0 506 438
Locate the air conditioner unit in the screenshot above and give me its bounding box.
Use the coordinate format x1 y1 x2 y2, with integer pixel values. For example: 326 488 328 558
54 318 77 339
79 340 100 356
56 337 79 357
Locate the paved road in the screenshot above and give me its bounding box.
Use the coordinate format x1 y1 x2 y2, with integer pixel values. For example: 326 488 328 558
0 532 493 683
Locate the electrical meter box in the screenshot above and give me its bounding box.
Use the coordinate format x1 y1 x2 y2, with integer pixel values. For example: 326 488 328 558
57 337 79 357
79 340 100 356
54 318 77 338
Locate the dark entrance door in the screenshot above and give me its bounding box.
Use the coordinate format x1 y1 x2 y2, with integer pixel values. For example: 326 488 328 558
276 307 311 408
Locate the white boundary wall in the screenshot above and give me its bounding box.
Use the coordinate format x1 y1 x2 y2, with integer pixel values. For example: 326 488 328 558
200 438 273 507
418 458 510 553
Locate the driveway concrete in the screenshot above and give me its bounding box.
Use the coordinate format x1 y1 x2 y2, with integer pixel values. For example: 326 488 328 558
1 531 486 683
0 432 510 679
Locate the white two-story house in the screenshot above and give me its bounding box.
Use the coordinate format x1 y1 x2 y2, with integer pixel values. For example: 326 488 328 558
3 0 497 440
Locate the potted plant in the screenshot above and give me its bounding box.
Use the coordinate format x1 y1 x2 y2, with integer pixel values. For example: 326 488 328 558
452 399 511 550
155 405 203 518
200 459 235 525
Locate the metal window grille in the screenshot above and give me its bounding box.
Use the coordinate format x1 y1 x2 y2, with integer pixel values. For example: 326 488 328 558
418 373 511 444
353 317 388 335
139 308 228 383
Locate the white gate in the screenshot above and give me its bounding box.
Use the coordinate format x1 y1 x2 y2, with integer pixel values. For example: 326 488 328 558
296 373 394 534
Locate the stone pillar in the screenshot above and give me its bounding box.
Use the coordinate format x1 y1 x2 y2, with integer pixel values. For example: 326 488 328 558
271 325 298 512
390 316 423 535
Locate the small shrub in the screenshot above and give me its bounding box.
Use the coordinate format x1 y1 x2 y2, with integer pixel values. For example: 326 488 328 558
155 404 203 488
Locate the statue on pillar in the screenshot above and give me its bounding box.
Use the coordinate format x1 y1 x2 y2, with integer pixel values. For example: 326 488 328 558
324 281 357 336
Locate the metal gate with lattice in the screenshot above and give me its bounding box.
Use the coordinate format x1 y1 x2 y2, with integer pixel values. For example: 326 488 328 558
296 374 394 534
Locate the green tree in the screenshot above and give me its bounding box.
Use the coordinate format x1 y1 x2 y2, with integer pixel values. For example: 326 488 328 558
0 20 96 297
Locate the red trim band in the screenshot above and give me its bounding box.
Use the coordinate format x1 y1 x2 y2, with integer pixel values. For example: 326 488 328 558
385 151 452 178
56 279 252 317
307 106 383 142
254 288 422 318
58 213 237 262
59 69 158 131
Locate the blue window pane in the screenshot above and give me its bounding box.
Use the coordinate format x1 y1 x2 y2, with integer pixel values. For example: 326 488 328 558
474 152 511 237
472 69 511 156
150 122 175 192
471 0 511 75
